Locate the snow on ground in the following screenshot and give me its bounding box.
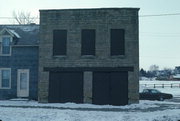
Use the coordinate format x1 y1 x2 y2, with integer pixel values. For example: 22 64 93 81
0 107 180 121
0 100 180 121
140 80 180 85
140 80 180 97
0 100 159 110
0 80 179 121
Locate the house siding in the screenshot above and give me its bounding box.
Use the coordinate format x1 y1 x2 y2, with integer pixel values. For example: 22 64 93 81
39 8 139 104
0 46 38 100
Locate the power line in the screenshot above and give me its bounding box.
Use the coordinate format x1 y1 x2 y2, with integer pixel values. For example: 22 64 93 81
0 17 39 19
140 56 180 59
0 12 180 20
140 32 180 34
140 34 180 38
0 17 13 19
140 13 180 17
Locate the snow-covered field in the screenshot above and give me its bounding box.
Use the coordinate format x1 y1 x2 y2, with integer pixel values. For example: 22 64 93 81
0 100 180 121
0 80 179 121
140 80 180 97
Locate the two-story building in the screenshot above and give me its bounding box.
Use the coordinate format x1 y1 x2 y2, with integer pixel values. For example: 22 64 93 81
39 8 139 105
0 25 39 100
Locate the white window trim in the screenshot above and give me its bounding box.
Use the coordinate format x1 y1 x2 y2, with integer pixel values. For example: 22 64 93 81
0 35 12 56
0 68 11 89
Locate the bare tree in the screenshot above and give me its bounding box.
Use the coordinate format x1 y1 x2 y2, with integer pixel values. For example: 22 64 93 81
12 11 36 24
148 64 159 77
149 65 159 72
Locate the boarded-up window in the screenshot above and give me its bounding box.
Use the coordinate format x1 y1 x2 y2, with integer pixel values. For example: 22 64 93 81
110 29 125 55
53 30 67 55
81 29 95 55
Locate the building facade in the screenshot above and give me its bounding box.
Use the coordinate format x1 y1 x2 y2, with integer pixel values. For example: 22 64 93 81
39 8 139 105
0 25 39 100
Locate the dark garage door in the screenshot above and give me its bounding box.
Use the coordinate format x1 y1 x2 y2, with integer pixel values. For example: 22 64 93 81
49 72 83 103
93 71 128 106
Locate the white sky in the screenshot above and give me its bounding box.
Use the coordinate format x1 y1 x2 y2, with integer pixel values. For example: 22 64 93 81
0 0 180 70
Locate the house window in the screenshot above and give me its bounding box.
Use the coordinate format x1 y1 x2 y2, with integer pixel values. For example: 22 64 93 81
110 29 125 56
53 30 67 56
81 29 95 56
2 37 11 55
0 68 11 89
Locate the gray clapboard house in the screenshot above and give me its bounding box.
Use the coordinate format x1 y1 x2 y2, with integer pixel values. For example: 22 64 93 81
0 25 39 100
39 8 139 105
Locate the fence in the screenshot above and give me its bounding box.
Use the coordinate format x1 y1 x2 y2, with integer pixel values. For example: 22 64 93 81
140 83 180 88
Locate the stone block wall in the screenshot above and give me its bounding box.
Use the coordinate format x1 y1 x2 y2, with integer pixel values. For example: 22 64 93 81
39 8 139 104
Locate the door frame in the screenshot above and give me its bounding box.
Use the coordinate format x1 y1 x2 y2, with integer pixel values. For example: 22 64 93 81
17 69 29 97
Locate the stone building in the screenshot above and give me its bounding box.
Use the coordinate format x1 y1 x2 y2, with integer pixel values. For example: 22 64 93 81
39 8 139 105
0 25 39 100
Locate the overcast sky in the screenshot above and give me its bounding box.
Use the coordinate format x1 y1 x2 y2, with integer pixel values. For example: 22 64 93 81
0 0 180 70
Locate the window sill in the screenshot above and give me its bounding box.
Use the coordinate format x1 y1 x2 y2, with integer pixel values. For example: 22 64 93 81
0 54 11 56
81 55 96 59
52 55 67 59
110 55 125 59
0 87 11 89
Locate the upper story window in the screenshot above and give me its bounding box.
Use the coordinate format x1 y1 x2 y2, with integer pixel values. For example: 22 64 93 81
110 29 125 56
2 37 11 55
0 28 20 56
53 30 67 56
0 68 11 89
81 29 95 56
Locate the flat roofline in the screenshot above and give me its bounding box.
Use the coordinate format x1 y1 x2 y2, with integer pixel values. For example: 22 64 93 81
39 7 140 12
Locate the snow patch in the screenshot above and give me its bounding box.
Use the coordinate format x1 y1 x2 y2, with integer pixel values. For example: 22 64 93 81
21 26 38 32
9 29 21 38
0 100 180 121
0 100 160 110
